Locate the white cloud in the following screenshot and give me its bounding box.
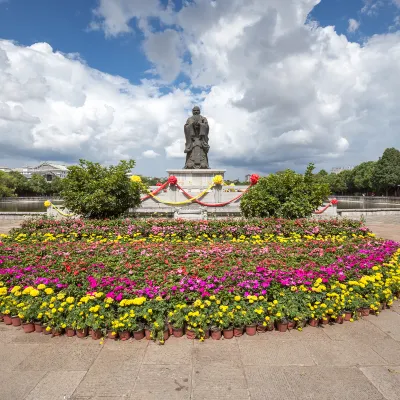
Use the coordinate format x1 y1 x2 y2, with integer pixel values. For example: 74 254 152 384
142 149 160 158
348 19 360 33
2 0 400 177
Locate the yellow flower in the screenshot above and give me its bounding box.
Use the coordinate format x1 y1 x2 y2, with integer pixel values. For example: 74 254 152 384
66 297 75 304
234 295 241 301
276 312 281 317
30 289 40 297
213 175 224 185
44 288 54 295
43 200 51 208
37 284 46 290
130 175 142 183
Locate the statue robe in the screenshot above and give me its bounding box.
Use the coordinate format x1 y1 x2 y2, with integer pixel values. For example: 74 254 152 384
184 115 210 169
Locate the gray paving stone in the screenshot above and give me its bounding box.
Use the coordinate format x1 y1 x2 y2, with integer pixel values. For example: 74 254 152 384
244 366 294 399
191 388 250 399
0 342 38 371
193 339 241 367
306 340 387 366
361 366 400 400
323 318 389 343
368 311 400 341
16 343 101 371
134 364 191 394
193 364 247 389
90 341 147 371
73 370 138 398
25 370 86 400
130 390 190 400
0 369 46 400
283 366 385 400
238 340 315 366
143 338 193 365
368 337 400 364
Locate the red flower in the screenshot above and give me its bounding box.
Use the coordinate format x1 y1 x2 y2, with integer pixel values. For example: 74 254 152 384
250 174 259 185
168 175 178 185
331 198 338 205
156 182 163 187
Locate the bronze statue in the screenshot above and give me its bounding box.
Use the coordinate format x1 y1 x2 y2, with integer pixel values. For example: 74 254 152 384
184 106 210 169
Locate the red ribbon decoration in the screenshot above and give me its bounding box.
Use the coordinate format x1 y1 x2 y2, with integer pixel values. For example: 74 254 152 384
168 175 178 185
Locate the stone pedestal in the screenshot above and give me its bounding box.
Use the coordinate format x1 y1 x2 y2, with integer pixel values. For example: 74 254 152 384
166 169 226 187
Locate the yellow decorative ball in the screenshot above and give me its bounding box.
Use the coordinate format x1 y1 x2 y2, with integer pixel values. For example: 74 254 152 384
44 200 51 208
213 175 224 185
130 175 142 183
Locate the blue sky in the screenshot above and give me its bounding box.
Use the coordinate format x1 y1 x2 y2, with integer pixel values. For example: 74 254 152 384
0 0 400 179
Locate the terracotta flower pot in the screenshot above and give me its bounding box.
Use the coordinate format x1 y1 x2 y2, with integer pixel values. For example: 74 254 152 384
119 330 131 341
344 312 352 321
0 313 3 322
43 326 52 335
34 322 43 333
245 324 257 336
91 329 102 340
133 329 145 340
22 322 35 333
3 314 12 325
66 327 75 337
145 329 151 340
107 330 118 340
168 323 173 335
233 327 244 337
335 316 344 324
276 321 288 332
52 328 64 336
257 324 267 333
11 316 21 326
320 318 330 325
163 330 169 341
267 322 275 331
172 327 184 338
223 328 234 339
211 329 222 340
361 308 370 317
287 320 296 330
308 318 319 327
76 327 88 338
186 329 196 339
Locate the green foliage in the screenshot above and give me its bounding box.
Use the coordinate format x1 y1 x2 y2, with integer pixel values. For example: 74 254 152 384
0 170 16 197
8 171 30 196
352 161 376 193
61 159 141 219
372 148 400 196
28 174 49 196
240 163 330 219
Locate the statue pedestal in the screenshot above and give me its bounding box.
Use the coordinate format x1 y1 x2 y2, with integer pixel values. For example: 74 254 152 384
166 169 226 187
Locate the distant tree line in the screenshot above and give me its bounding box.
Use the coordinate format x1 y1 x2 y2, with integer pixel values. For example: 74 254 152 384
314 148 400 196
0 171 63 198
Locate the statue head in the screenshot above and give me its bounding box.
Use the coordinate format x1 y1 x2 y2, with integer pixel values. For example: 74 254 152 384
192 106 201 116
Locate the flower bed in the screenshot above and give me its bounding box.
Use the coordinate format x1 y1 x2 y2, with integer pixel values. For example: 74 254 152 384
1 218 400 343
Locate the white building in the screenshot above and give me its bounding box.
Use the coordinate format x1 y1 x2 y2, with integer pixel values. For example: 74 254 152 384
33 162 69 181
331 166 354 174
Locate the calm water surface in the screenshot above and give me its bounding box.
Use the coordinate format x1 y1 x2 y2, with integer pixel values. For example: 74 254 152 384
0 200 64 212
337 200 400 210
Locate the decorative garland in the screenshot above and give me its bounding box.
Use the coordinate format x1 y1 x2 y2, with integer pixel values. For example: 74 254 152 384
314 199 338 214
43 201 75 217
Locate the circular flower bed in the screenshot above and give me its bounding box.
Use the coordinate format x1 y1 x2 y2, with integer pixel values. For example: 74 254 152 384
0 218 399 343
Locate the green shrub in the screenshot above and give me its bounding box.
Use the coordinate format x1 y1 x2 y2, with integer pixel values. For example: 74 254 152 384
240 163 330 219
61 159 141 219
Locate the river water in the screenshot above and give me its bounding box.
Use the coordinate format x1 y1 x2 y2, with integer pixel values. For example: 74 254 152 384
1 199 400 212
0 200 64 212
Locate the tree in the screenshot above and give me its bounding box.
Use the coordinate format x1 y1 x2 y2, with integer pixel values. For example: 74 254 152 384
0 171 16 197
372 148 400 196
8 171 30 196
352 161 376 193
28 174 49 196
47 176 64 195
240 163 330 219
61 159 141 219
327 173 347 194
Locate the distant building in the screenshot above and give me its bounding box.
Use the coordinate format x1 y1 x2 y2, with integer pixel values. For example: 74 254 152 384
33 162 68 182
13 166 35 178
0 167 12 173
331 166 354 174
245 174 252 182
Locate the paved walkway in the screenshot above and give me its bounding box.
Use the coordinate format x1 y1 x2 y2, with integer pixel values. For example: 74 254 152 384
1 217 400 399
